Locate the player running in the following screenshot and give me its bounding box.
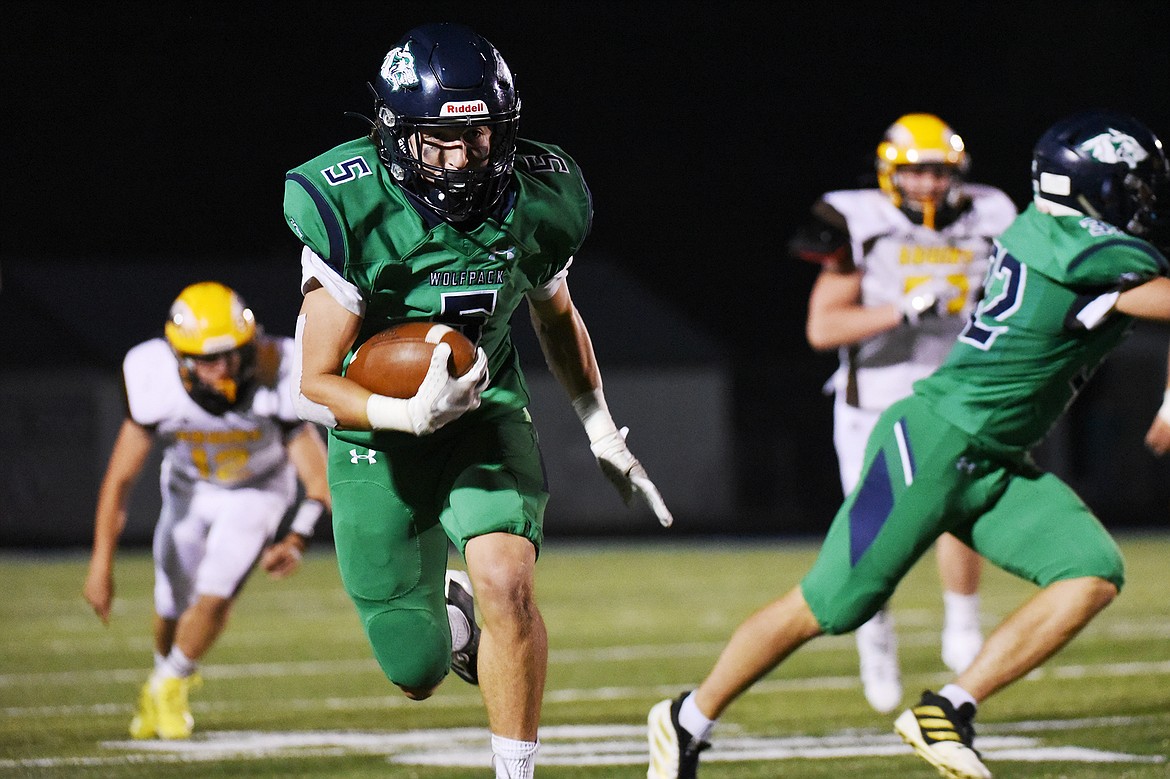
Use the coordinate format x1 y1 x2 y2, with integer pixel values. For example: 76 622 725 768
83 281 330 739
285 22 672 778
791 114 1017 712
649 111 1170 779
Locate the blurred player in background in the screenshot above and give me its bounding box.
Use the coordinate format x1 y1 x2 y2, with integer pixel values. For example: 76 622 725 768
649 110 1170 779
285 22 671 779
83 281 330 740
789 114 1017 712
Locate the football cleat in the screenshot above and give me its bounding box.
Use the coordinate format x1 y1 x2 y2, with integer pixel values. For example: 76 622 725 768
154 674 200 740
857 607 903 713
445 569 481 685
647 692 710 779
895 690 991 779
128 680 157 739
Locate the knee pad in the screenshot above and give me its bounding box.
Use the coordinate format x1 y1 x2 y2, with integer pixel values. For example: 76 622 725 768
362 604 451 690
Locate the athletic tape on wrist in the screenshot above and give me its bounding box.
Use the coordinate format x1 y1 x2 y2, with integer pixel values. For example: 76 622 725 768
290 498 326 538
366 393 414 432
1158 388 1170 425
571 388 620 444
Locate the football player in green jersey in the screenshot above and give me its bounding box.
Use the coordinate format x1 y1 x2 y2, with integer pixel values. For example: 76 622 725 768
284 22 671 779
649 111 1169 779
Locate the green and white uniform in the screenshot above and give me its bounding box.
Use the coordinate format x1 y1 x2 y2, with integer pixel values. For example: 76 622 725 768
284 136 592 687
803 205 1169 633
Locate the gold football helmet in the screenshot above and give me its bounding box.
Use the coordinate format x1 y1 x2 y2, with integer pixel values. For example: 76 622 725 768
876 113 970 228
164 281 257 413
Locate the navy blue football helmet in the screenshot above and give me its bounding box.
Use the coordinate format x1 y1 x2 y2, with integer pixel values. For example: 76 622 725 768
1032 111 1169 249
370 23 520 223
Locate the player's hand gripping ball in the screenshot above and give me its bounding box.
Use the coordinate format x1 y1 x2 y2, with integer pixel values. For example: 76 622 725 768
345 322 477 398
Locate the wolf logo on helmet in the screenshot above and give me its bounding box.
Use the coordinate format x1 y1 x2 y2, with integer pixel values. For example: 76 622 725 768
164 281 258 415
380 46 419 92
1077 128 1150 168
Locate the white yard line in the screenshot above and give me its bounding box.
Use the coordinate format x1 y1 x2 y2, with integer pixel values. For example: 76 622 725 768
4 658 1170 719
0 721 1163 771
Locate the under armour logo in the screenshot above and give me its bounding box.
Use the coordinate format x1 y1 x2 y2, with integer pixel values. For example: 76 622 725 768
350 448 378 464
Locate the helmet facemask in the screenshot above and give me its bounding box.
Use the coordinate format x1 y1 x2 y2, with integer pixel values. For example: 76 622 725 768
1115 163 1170 251
375 106 519 223
175 344 258 416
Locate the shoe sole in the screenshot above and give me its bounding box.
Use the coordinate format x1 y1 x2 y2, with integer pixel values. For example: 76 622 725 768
894 709 991 779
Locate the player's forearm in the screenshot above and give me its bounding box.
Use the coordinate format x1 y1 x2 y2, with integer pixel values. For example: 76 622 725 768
89 487 130 565
298 371 375 430
806 305 903 351
1115 277 1170 321
532 304 600 399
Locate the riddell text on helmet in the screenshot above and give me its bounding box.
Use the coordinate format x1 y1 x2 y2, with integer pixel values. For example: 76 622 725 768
441 100 488 116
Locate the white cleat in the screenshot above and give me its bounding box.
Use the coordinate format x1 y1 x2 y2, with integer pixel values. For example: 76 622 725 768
857 608 902 713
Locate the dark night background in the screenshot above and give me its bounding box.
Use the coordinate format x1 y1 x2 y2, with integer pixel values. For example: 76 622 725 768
3 1 1169 543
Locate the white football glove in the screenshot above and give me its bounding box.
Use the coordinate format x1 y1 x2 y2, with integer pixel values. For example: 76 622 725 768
573 389 673 527
897 278 963 325
367 343 489 435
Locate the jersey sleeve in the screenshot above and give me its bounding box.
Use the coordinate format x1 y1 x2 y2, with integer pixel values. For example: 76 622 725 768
283 176 338 266
122 339 181 427
511 140 594 287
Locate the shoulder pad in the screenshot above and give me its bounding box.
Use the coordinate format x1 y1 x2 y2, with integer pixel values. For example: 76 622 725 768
788 199 852 269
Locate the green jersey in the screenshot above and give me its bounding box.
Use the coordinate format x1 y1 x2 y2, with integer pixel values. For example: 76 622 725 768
915 204 1169 453
284 136 593 448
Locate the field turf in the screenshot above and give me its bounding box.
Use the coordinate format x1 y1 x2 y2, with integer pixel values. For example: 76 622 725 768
2 533 1168 777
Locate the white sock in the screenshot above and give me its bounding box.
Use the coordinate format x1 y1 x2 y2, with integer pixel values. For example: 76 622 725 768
448 604 471 652
151 651 167 676
943 591 980 631
938 683 977 713
491 734 538 779
159 647 198 680
678 692 716 742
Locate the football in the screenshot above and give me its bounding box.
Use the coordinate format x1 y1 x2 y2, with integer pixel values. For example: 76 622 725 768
345 322 476 398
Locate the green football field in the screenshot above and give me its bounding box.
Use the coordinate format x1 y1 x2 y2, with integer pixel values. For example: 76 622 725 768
2 532 1168 778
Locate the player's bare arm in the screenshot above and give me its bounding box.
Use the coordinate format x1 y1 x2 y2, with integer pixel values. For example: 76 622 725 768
1115 276 1170 321
297 283 371 429
83 418 154 624
261 423 330 578
806 269 902 350
526 280 601 397
529 279 673 527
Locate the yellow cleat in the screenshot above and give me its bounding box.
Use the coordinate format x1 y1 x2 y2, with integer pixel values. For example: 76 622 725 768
128 680 157 739
154 674 201 739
